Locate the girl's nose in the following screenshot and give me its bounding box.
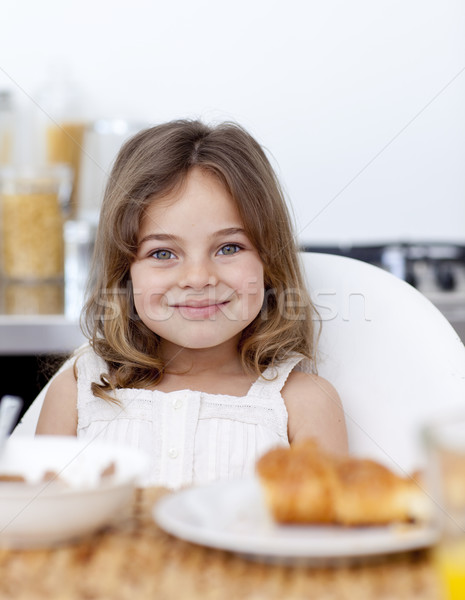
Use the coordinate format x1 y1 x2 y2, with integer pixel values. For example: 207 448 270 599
179 258 218 290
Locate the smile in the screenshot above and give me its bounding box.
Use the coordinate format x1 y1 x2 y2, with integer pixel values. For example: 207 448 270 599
171 300 230 319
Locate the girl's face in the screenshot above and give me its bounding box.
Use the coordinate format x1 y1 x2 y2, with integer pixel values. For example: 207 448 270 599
130 168 265 354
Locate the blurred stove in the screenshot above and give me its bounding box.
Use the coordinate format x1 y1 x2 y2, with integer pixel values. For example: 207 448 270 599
302 242 465 343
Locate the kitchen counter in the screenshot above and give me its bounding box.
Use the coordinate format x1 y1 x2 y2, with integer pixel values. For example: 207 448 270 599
0 314 85 355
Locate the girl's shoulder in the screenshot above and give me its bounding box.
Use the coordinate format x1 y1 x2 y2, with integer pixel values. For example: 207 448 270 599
281 369 348 454
283 370 339 402
272 352 341 414
36 365 78 435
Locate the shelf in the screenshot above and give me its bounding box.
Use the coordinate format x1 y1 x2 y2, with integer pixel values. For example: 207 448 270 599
0 314 85 355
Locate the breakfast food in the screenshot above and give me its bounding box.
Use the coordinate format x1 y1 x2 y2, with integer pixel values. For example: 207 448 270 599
0 461 117 488
256 440 430 526
0 474 26 483
1 191 64 279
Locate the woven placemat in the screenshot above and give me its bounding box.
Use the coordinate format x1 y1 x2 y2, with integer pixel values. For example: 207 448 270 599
0 488 442 600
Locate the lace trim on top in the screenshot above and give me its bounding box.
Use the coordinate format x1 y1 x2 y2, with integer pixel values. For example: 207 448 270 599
75 347 307 441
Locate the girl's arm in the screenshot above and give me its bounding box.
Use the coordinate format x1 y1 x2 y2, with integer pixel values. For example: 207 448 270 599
282 371 348 455
35 367 78 435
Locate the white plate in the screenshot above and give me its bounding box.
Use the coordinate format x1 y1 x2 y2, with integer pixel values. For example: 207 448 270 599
153 478 439 564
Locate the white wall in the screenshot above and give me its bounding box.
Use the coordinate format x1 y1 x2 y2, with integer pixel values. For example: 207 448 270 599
1 0 464 245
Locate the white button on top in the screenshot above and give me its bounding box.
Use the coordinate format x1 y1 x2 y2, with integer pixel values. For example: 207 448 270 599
168 447 178 459
172 398 183 410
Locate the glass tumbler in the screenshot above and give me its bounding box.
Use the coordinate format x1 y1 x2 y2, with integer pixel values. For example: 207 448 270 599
424 415 465 600
0 165 72 281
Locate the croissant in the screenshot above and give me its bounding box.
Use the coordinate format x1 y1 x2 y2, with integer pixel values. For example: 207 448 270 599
256 439 430 526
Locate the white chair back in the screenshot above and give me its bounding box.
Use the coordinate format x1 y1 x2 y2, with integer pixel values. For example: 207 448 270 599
301 252 465 473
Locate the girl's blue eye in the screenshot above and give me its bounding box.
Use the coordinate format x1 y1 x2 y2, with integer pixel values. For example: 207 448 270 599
153 249 174 260
219 244 240 256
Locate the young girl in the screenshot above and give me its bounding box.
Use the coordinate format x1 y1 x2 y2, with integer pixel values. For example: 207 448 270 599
36 119 348 488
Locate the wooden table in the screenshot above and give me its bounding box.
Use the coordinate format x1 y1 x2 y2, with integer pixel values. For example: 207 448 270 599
0 488 443 600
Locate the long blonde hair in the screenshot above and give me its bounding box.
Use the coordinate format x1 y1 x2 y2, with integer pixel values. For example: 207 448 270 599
82 120 317 399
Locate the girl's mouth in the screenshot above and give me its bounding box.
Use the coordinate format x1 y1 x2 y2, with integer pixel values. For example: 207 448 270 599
172 300 230 320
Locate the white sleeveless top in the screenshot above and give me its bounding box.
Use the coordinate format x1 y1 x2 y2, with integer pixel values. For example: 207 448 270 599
75 346 308 489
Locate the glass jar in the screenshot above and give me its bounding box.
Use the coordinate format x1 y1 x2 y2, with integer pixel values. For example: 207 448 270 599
34 70 87 219
0 165 72 281
1 281 64 315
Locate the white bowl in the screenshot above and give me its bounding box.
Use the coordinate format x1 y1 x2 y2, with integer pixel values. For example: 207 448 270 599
0 436 149 548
